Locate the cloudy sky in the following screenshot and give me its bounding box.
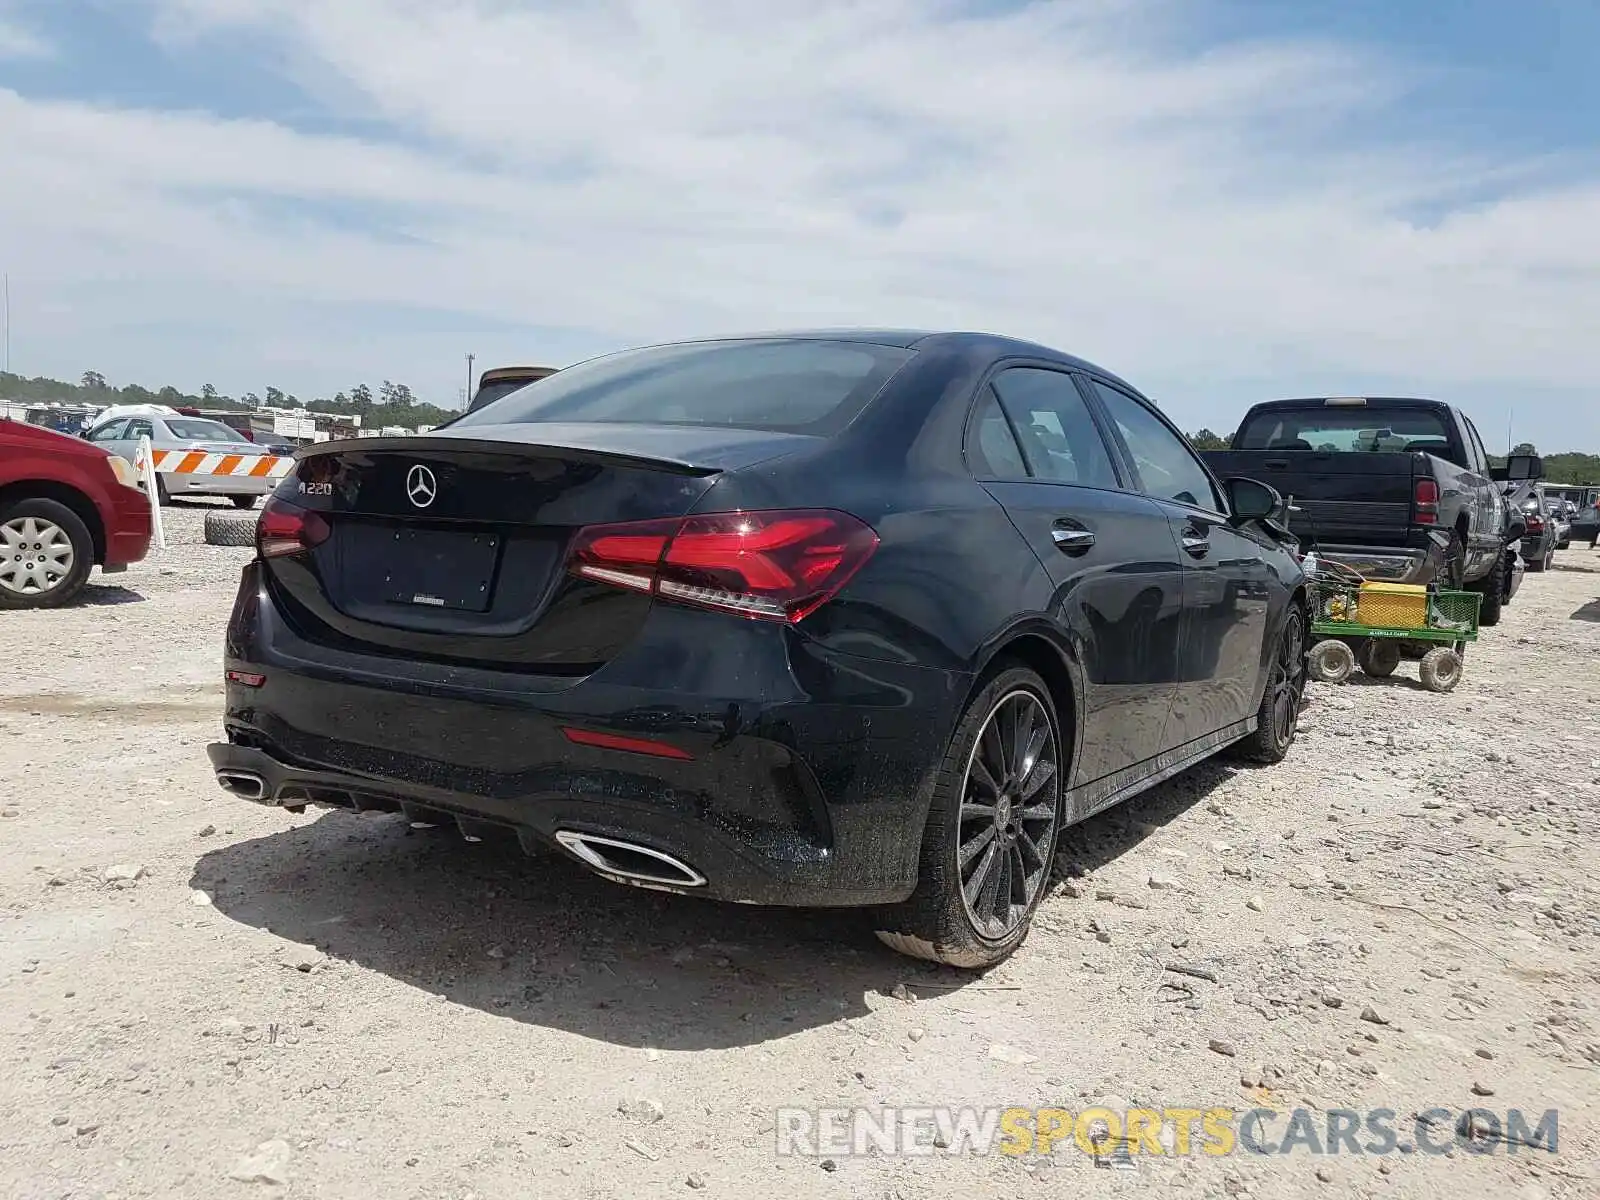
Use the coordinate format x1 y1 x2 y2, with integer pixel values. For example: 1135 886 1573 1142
0 0 1596 448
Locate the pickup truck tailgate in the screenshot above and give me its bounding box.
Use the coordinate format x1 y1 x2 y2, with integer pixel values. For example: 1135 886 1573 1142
1202 450 1417 543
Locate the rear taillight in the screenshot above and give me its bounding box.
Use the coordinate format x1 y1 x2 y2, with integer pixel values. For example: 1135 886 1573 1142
1414 479 1439 525
257 496 331 559
568 509 879 623
1525 514 1544 532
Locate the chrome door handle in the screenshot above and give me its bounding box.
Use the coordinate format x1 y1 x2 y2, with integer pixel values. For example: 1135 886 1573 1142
1181 535 1210 557
1051 527 1096 552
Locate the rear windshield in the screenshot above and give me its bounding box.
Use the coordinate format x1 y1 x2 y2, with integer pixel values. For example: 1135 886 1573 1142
1235 407 1453 456
468 379 545 413
167 418 248 442
454 339 915 434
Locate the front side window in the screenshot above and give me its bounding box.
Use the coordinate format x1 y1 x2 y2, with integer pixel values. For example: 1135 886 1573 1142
88 419 127 441
1088 380 1223 512
989 368 1119 488
123 420 153 442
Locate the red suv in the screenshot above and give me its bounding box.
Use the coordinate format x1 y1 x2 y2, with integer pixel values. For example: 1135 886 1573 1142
0 418 153 608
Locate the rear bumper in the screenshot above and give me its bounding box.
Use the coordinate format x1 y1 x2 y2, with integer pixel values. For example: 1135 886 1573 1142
1310 542 1439 585
103 484 153 568
213 563 967 907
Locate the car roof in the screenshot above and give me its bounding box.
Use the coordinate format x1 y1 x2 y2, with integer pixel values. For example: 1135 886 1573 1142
647 328 1146 396
1243 396 1449 409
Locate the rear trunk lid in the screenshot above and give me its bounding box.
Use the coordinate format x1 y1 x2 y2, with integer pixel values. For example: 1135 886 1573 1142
262 424 816 674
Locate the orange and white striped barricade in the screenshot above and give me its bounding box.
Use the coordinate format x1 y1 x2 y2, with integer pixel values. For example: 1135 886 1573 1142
150 448 297 484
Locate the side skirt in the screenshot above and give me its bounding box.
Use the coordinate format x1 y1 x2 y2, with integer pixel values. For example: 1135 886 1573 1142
1063 718 1255 827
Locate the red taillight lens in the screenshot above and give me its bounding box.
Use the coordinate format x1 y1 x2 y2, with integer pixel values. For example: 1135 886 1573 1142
559 727 693 760
257 496 331 559
568 509 879 623
1414 479 1439 525
1525 514 1544 532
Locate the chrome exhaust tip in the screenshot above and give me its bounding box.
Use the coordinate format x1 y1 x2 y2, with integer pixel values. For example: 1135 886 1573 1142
553 831 707 891
215 770 267 801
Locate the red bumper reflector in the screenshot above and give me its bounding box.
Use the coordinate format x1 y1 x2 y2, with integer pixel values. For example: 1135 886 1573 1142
226 670 266 687
559 726 693 761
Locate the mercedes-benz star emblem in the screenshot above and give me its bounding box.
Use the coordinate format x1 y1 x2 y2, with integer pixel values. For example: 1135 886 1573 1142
406 464 438 509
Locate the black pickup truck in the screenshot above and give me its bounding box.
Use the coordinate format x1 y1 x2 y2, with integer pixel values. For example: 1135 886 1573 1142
1201 397 1530 625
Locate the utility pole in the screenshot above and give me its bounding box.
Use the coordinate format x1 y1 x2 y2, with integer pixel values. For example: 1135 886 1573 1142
466 353 475 405
3 273 10 375
1506 408 1514 455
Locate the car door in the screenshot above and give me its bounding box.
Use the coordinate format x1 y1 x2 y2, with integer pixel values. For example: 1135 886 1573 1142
1459 416 1505 577
969 366 1186 790
1083 378 1274 750
119 417 155 458
86 418 128 448
86 418 133 463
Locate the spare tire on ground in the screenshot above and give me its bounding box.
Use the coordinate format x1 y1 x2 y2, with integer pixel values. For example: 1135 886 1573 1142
204 509 258 548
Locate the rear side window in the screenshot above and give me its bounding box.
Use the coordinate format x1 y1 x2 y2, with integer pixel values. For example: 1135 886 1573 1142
967 390 1030 479
989 368 1119 488
455 339 915 434
1235 406 1452 455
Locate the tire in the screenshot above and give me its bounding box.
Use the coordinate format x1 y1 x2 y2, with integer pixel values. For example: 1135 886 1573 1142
1526 544 1547 573
1234 603 1307 764
1418 647 1463 694
230 495 259 510
154 475 174 507
0 498 95 610
1473 548 1506 627
874 665 1064 969
1356 639 1401 678
204 509 258 547
1307 638 1355 684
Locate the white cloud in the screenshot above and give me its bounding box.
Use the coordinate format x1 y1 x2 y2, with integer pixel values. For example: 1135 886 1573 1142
0 12 50 58
1 0 1596 446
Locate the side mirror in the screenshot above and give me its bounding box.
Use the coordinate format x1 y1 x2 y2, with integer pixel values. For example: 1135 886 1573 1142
1503 517 1526 543
1224 476 1282 522
1505 454 1543 481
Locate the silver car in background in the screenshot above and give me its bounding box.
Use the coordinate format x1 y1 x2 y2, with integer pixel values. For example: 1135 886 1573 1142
86 414 277 508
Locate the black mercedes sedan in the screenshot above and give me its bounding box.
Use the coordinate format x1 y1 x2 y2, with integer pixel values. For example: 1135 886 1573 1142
209 330 1307 968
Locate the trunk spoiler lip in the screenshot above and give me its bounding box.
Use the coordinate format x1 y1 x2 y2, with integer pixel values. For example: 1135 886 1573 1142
294 434 725 477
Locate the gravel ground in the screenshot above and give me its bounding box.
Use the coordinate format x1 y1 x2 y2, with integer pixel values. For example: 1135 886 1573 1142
2 502 1597 1200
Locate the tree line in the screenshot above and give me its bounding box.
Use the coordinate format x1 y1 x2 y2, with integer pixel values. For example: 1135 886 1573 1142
4 369 1596 483
1 370 456 431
